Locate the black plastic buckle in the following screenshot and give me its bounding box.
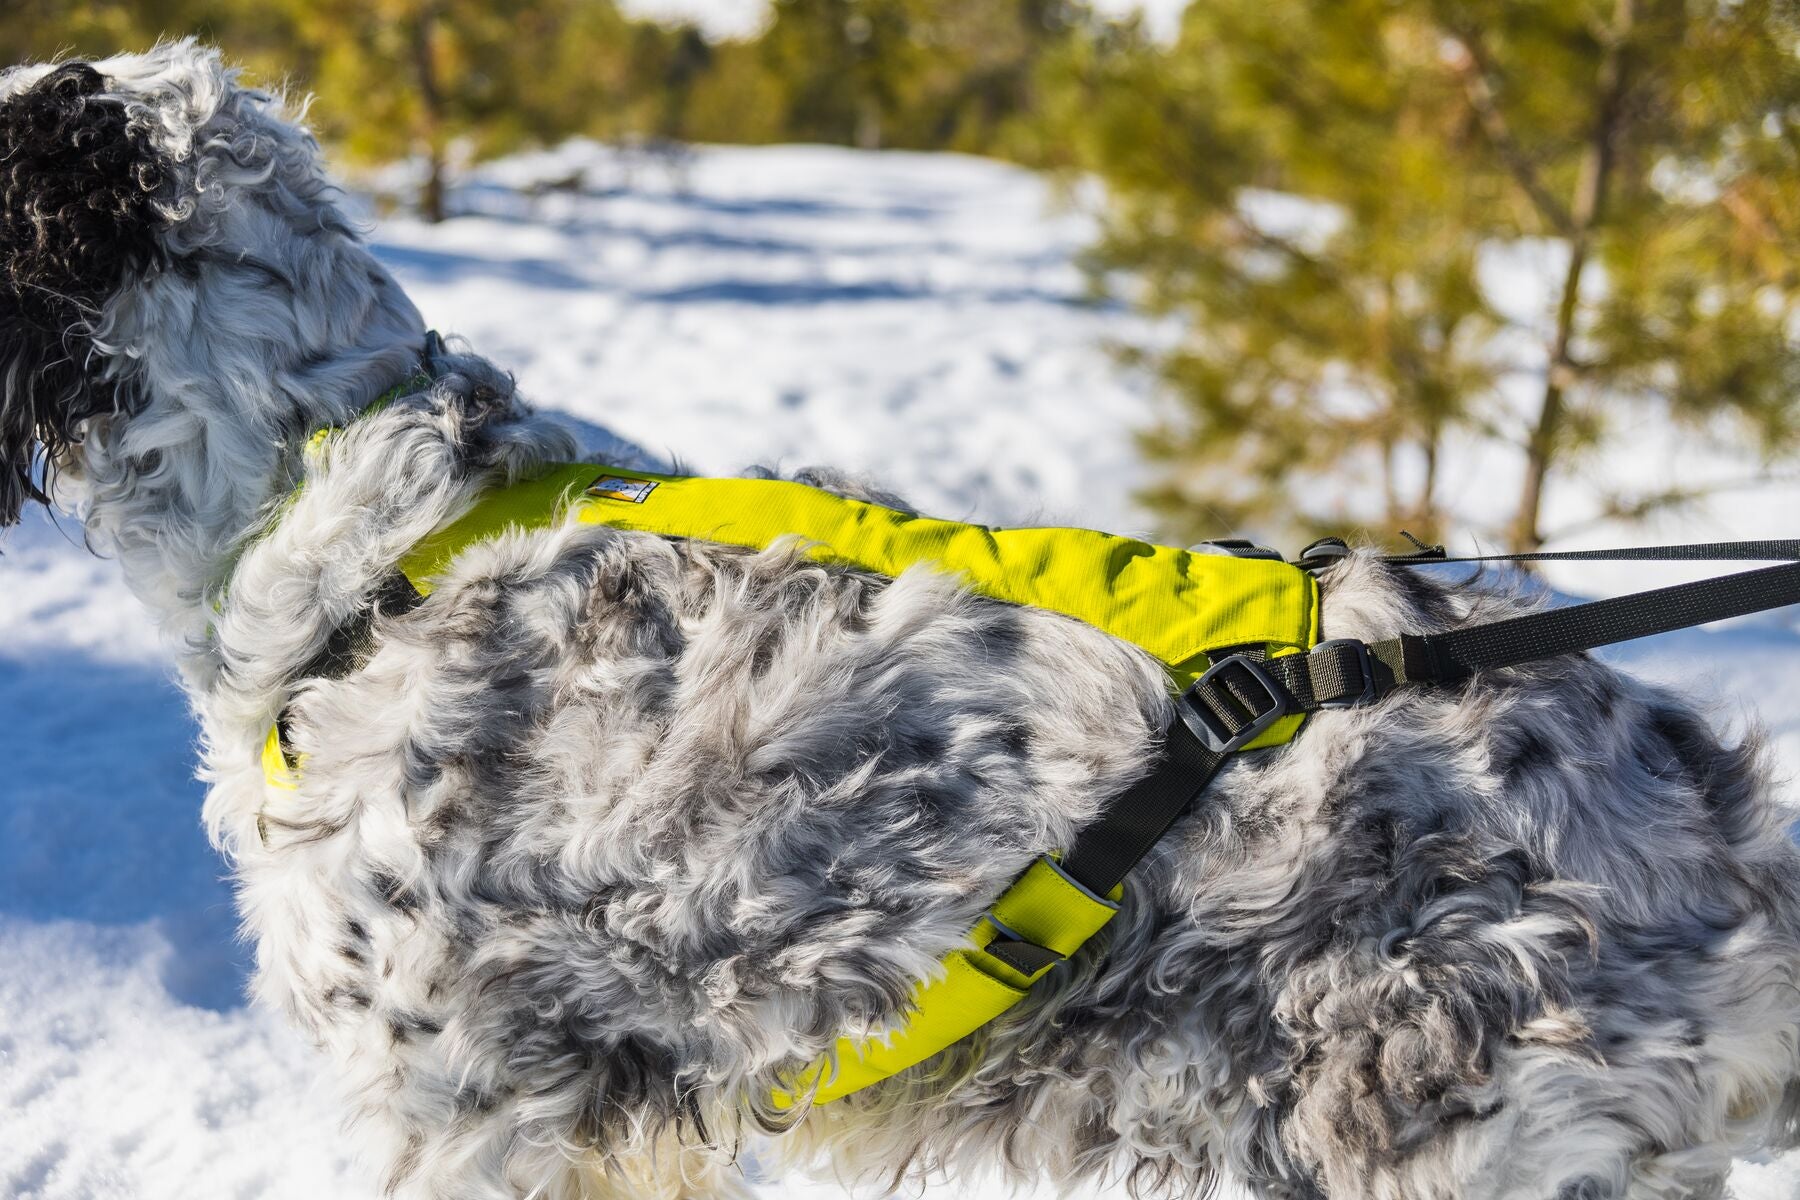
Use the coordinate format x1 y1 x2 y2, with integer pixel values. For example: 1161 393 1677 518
1178 654 1291 753
1292 536 1350 573
1311 639 1377 708
1191 538 1284 561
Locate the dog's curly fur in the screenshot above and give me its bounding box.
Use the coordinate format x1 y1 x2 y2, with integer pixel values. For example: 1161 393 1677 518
0 60 172 525
6 42 1800 1200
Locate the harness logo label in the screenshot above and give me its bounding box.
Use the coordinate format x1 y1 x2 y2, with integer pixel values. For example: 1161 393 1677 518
586 475 658 504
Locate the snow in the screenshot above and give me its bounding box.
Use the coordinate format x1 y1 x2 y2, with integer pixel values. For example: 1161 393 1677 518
615 0 1192 43
3 140 1799 1199
616 0 768 39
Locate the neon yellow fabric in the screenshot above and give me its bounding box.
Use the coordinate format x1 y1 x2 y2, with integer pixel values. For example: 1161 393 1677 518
272 460 1324 1104
263 726 300 791
398 465 1319 743
989 856 1123 959
774 856 1122 1106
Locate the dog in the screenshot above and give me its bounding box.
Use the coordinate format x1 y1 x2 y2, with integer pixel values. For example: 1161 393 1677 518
6 41 1800 1200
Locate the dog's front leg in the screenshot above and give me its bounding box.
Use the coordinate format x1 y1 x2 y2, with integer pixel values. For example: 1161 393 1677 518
566 1133 757 1200
353 1081 753 1200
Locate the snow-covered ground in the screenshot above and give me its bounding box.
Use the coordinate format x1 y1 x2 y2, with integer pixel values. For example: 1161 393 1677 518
4 142 1800 1199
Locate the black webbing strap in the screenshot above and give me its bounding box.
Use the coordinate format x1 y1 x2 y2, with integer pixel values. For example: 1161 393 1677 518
1365 560 1800 684
985 716 1231 974
1045 542 1800 910
289 569 427 686
1381 538 1800 567
271 568 427 773
1056 718 1229 898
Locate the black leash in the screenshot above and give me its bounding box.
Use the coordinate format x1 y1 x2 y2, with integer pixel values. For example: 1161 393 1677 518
988 537 1800 973
1377 536 1800 567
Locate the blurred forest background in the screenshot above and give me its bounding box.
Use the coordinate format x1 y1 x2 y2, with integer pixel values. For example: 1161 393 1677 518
7 0 1800 550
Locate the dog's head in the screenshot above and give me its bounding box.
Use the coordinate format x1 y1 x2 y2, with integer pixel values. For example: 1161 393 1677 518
0 41 420 528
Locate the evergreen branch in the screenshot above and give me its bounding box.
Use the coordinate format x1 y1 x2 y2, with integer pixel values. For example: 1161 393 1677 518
1719 182 1783 247
1442 28 1576 237
1225 211 1332 278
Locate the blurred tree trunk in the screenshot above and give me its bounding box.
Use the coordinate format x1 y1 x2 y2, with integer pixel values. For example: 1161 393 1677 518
1510 0 1636 553
856 96 883 149
412 3 448 224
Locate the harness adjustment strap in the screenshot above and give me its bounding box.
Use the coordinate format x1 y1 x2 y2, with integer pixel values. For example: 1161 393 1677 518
1061 549 1800 912
984 938 1063 975
776 854 1120 1107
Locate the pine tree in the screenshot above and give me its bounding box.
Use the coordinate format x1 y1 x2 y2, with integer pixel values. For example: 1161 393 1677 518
1051 0 1800 550
0 0 165 63
4 0 1092 172
271 0 652 221
744 0 1090 152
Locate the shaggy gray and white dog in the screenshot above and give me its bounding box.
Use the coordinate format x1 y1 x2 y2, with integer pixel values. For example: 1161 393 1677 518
6 41 1800 1200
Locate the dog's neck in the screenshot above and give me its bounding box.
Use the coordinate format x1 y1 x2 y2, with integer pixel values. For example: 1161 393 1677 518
72 266 426 677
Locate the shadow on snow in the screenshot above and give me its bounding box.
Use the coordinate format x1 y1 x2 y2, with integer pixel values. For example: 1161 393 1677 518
0 652 249 1013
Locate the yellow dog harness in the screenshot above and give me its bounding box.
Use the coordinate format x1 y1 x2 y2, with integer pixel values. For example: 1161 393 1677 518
263 457 1323 1105
260 436 1800 1109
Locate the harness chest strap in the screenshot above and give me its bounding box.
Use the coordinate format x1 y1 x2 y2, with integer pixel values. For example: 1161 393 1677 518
263 462 1323 1105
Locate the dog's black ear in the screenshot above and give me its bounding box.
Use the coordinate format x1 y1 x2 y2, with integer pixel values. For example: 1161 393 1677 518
0 61 170 526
